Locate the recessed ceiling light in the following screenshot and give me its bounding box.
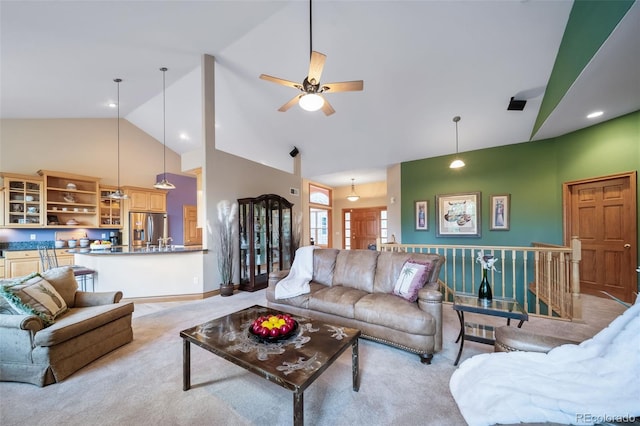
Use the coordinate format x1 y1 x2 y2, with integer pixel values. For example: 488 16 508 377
179 133 189 141
587 111 603 119
108 102 117 108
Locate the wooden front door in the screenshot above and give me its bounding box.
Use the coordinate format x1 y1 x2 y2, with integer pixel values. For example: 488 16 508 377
348 208 383 250
564 172 637 303
183 205 202 246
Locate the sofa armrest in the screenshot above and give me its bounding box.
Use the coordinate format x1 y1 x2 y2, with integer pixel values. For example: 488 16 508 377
268 270 290 289
74 291 123 307
0 313 44 332
417 289 443 352
494 326 581 353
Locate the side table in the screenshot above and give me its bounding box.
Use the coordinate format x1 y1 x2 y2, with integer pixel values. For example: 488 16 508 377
452 292 528 366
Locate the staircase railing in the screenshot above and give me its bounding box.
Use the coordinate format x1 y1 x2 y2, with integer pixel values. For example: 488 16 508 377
378 236 582 321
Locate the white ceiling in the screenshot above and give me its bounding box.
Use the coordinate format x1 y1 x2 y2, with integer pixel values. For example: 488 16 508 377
2 1 639 187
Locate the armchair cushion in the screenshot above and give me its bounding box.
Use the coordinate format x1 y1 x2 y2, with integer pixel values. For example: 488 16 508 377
41 267 78 308
1 274 68 326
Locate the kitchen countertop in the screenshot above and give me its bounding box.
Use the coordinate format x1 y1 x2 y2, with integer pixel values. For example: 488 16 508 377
68 246 206 255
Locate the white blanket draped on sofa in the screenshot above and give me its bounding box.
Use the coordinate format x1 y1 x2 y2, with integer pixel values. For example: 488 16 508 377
274 246 316 299
449 297 640 426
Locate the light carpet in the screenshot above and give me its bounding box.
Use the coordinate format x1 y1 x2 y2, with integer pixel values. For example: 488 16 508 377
0 291 625 426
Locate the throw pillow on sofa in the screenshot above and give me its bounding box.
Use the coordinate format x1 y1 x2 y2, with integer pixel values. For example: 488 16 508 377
393 260 433 302
0 273 68 326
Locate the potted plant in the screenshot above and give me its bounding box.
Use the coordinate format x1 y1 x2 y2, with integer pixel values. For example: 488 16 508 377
217 200 237 297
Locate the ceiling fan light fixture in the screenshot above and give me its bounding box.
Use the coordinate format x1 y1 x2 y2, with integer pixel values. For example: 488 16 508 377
299 93 324 111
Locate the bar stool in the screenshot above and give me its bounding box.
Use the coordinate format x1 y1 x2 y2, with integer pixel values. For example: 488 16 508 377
38 245 96 292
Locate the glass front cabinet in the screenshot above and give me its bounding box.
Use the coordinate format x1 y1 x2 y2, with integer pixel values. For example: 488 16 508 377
238 194 293 292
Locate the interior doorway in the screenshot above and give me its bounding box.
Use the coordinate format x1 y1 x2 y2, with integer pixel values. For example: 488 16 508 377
563 171 637 303
183 205 202 246
344 207 387 250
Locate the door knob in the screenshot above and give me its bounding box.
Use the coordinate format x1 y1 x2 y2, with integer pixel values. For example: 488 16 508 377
624 244 631 248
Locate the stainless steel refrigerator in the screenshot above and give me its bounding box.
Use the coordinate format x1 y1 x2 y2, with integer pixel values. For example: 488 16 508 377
129 212 167 247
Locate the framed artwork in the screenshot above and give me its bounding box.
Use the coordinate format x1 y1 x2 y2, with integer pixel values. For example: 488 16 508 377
415 200 428 231
490 194 510 230
436 192 481 237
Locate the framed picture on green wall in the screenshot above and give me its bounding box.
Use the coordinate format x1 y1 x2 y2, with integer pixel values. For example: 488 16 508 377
436 192 481 237
415 200 428 230
490 194 510 231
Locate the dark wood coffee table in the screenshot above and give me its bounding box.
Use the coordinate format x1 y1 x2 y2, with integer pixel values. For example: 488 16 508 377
180 305 361 426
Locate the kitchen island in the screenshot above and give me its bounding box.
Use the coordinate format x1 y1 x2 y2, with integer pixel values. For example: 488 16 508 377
71 246 209 299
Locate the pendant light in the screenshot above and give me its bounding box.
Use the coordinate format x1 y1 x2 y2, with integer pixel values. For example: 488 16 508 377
347 178 360 202
154 67 175 190
108 78 129 200
449 116 465 169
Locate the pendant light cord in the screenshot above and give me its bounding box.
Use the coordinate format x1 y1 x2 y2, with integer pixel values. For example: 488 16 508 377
115 78 122 189
162 67 167 181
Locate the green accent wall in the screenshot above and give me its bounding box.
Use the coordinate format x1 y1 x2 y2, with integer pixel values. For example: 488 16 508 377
532 0 635 138
401 111 640 252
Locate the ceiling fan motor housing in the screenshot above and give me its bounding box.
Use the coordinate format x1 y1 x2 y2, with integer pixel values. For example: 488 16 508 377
303 77 321 93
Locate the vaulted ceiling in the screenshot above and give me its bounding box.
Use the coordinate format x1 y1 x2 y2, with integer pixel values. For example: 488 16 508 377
2 1 638 187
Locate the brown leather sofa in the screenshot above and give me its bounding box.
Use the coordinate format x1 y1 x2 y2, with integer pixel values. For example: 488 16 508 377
0 267 133 386
267 249 445 364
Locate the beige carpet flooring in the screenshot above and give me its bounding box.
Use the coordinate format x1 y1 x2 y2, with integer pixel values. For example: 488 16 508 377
0 291 626 426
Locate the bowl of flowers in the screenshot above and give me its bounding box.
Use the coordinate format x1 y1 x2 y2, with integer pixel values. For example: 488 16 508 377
90 240 112 250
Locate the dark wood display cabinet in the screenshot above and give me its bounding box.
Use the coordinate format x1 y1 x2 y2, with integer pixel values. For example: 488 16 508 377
238 194 293 292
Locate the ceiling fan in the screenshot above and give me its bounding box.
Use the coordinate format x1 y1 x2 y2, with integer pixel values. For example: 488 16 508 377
259 0 363 116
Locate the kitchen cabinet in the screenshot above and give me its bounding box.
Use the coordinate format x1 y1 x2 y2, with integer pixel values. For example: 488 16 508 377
125 187 166 212
4 249 75 278
238 194 293 292
4 251 41 278
98 186 123 227
0 262 5 279
1 173 44 227
38 170 100 228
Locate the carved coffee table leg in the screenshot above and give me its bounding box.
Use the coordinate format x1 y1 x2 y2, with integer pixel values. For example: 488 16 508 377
352 338 360 392
293 390 303 426
183 339 191 391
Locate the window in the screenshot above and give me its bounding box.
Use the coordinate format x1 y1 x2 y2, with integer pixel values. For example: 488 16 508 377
344 211 351 249
380 210 388 244
309 183 332 247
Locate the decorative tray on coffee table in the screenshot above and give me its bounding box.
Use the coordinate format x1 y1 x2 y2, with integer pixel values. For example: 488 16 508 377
248 314 298 343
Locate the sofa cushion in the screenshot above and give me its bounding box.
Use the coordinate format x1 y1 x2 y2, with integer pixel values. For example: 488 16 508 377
392 260 433 302
1 274 68 326
354 293 436 335
34 302 134 347
312 249 340 286
332 250 378 292
266 282 327 309
308 286 369 319
41 267 78 308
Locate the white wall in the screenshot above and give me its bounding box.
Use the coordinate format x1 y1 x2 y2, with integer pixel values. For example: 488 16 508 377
0 118 183 187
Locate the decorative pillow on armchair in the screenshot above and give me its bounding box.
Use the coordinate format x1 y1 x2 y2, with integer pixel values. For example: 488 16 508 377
392 260 433 302
0 273 68 326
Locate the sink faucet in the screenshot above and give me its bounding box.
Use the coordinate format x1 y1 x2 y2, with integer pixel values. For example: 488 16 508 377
158 237 173 250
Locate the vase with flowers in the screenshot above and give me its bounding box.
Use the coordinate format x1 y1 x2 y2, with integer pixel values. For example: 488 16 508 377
217 200 237 297
476 250 498 304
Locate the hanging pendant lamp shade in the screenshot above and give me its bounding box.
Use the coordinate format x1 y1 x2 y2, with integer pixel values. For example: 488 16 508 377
347 178 360 202
154 67 175 190
449 116 465 169
109 78 129 200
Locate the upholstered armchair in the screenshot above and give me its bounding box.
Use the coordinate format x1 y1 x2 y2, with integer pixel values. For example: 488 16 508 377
0 267 134 386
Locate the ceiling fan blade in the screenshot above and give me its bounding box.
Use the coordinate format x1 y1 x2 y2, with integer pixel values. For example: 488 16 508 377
322 80 364 93
307 51 326 85
278 94 302 112
260 74 302 90
320 96 335 116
